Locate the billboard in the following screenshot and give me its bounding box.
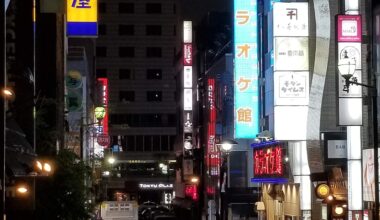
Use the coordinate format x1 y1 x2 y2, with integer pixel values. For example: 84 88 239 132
234 0 259 139
67 0 98 37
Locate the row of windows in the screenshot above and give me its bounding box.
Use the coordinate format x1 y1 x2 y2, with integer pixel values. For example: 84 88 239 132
96 69 163 80
110 114 177 127
98 24 176 36
96 47 163 58
111 135 176 152
99 3 176 14
119 91 163 102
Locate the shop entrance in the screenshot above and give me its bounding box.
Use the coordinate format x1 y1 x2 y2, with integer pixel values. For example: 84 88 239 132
138 190 163 204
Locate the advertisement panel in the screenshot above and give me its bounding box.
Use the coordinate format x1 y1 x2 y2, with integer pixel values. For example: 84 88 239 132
184 89 192 110
274 37 309 71
234 0 259 139
98 78 109 134
274 71 309 106
337 42 362 97
67 0 98 37
183 21 192 43
184 66 192 88
337 15 362 42
363 149 375 202
183 44 193 65
273 2 309 37
327 140 347 159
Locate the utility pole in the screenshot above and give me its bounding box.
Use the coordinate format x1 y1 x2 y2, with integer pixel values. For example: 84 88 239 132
0 0 6 218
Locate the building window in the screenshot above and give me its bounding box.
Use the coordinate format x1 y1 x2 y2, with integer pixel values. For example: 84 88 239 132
147 91 162 102
119 69 134 79
146 47 162 58
173 4 176 14
173 25 176 36
119 91 135 102
96 47 107 57
119 47 134 57
98 2 106 13
119 3 134 13
119 25 134 35
146 3 161 14
146 25 162 36
96 69 107 78
146 69 162 79
98 24 106 35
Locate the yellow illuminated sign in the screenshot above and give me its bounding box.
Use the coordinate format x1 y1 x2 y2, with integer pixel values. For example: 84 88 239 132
67 0 97 22
315 183 330 199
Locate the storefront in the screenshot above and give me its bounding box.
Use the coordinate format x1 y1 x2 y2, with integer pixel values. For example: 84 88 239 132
251 140 301 220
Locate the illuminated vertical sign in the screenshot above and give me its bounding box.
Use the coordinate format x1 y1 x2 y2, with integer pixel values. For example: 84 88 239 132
67 0 98 37
97 78 108 134
207 78 219 176
183 21 193 157
273 2 309 141
234 0 259 139
336 15 362 126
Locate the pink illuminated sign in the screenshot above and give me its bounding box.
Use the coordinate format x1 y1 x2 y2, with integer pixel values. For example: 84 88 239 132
183 44 192 65
97 78 109 135
337 15 362 42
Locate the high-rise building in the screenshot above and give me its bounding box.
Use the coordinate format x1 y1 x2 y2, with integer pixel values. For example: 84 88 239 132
96 0 180 203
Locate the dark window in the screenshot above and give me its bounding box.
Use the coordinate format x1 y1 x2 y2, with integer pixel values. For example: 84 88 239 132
173 25 176 36
119 25 134 35
146 3 161 14
168 114 176 126
96 69 107 78
119 3 134 13
98 24 106 35
169 136 176 151
96 47 107 57
161 136 169 151
144 136 152 151
127 136 135 151
146 47 162 58
146 69 162 79
146 25 162 36
119 91 135 102
152 136 160 151
136 136 143 151
98 3 106 13
119 47 134 57
147 91 162 102
173 4 176 14
119 69 134 79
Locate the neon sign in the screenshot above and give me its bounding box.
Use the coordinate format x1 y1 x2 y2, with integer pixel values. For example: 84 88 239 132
97 78 108 134
252 142 286 182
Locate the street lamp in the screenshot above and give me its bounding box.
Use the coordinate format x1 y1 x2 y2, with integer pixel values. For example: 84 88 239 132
338 63 379 219
216 139 237 220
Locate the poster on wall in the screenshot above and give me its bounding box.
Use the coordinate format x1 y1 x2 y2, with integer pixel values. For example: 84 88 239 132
274 71 309 106
363 149 375 202
274 37 309 71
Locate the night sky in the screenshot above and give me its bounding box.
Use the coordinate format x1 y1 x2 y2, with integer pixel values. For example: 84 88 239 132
180 0 231 21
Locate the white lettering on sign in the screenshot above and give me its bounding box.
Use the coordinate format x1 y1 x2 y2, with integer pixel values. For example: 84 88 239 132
139 183 173 189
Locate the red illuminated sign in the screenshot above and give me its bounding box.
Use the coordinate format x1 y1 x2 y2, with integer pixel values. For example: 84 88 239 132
207 78 219 176
254 145 283 177
185 184 198 201
183 44 192 65
97 78 109 135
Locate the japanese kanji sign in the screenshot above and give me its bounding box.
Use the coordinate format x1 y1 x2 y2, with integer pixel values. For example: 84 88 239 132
234 0 259 139
274 71 309 106
67 0 98 37
253 144 284 178
273 2 309 37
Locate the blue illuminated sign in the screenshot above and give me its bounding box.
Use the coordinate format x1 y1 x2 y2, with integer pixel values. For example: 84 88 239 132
234 0 259 139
